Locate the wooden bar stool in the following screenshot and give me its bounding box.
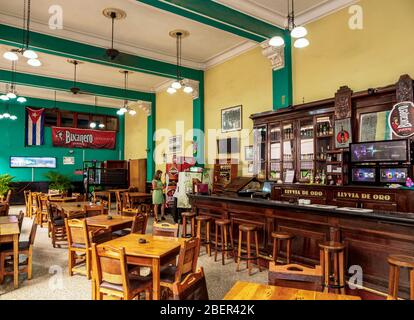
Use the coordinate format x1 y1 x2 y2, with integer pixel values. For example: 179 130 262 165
236 224 262 276
196 216 212 256
214 219 235 265
387 255 414 300
319 241 346 294
272 231 295 265
181 211 196 238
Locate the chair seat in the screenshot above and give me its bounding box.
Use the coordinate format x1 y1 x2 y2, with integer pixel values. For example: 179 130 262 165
388 255 414 268
71 243 87 249
215 219 231 226
0 241 30 253
112 229 131 238
159 265 177 284
196 215 211 222
101 274 152 293
53 219 65 227
239 224 256 232
182 212 196 218
318 241 345 251
271 231 295 240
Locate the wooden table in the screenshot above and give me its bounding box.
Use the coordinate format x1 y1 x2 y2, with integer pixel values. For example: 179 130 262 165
0 222 20 288
94 191 112 209
55 201 90 218
49 196 78 203
86 215 133 232
98 234 185 300
0 215 18 224
223 281 361 300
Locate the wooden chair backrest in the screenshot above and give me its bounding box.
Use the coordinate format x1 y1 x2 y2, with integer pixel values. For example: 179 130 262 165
0 203 9 217
115 191 123 210
121 208 139 217
152 222 179 238
92 244 129 295
18 210 24 231
29 221 38 246
72 193 85 202
122 192 131 209
24 190 31 206
131 214 149 234
172 267 209 300
46 202 61 223
65 218 90 249
84 205 105 217
31 193 39 208
38 195 49 212
175 237 200 282
89 228 112 245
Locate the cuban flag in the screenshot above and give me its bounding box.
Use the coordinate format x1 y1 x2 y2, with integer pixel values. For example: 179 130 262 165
25 107 45 146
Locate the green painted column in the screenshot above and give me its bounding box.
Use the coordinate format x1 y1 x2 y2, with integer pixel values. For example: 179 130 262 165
273 30 293 110
193 76 205 167
147 94 156 181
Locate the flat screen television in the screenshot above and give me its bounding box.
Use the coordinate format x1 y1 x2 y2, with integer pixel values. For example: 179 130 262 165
350 139 409 163
352 167 376 183
380 167 409 184
10 157 57 168
217 137 239 155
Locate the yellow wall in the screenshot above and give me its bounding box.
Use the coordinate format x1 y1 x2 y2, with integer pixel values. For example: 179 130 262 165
154 90 194 173
124 106 148 160
293 0 414 104
204 46 273 175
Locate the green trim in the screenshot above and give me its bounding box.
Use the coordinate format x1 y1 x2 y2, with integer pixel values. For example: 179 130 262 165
0 24 203 82
0 70 153 102
193 77 204 166
138 0 284 42
147 95 156 181
272 31 293 110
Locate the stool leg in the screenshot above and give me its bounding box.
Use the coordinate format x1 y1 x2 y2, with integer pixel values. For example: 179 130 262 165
254 231 262 272
206 221 211 257
338 251 345 295
333 252 339 294
224 226 228 260
273 238 278 265
196 221 201 238
221 226 225 265
181 216 187 238
191 217 195 237
228 224 235 262
410 269 414 301
324 249 329 293
247 231 252 276
236 230 242 272
214 225 219 262
286 239 292 264
388 265 396 299
393 266 400 299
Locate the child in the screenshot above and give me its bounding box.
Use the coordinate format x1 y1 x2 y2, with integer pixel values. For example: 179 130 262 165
152 170 166 221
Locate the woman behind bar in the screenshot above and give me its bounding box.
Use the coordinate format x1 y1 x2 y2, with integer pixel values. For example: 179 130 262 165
152 170 166 221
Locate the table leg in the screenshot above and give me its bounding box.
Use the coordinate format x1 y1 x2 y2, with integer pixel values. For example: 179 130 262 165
152 259 160 300
13 234 18 289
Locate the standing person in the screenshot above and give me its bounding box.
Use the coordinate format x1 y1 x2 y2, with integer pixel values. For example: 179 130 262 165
152 170 166 221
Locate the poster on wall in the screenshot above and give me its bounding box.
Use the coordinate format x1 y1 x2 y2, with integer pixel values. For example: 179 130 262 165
63 157 75 165
388 101 414 138
334 118 353 149
359 111 392 142
52 127 116 149
221 105 242 133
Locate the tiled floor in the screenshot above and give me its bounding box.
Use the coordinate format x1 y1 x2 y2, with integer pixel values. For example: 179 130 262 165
0 206 268 300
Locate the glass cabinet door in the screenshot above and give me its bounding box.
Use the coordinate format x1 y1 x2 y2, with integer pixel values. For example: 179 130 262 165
282 122 295 181
269 123 281 181
315 114 334 185
298 118 314 183
253 125 267 179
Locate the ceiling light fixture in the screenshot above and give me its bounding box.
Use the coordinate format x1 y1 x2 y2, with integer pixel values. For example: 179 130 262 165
3 51 19 61
117 70 135 116
269 36 285 47
5 61 27 103
167 30 194 95
287 0 309 48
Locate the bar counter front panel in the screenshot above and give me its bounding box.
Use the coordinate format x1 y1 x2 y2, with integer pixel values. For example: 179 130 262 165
189 191 414 296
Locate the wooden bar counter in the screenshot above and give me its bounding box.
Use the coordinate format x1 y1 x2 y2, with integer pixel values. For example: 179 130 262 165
189 190 414 296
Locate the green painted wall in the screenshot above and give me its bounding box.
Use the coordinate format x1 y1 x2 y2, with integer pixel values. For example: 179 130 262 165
0 97 124 182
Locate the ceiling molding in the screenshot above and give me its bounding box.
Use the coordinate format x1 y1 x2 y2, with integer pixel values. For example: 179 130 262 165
205 41 258 70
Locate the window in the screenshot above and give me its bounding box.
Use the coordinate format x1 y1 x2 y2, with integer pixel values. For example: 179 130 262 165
77 113 91 129
59 111 74 127
44 108 58 127
106 116 119 131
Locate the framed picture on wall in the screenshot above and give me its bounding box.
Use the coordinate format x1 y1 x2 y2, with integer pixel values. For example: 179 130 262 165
168 135 182 154
335 118 353 149
244 146 254 161
221 105 242 133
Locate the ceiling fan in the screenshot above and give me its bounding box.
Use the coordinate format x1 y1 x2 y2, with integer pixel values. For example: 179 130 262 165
103 8 126 60
67 59 90 95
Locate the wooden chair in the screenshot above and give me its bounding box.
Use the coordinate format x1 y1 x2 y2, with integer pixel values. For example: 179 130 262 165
23 190 31 217
91 244 153 300
0 203 9 217
121 207 140 217
387 255 414 300
47 202 67 248
72 193 86 202
65 218 92 279
0 220 37 284
115 191 123 214
131 214 149 235
268 262 323 291
159 237 200 294
37 195 49 227
122 192 132 209
172 267 209 300
84 204 105 217
30 192 40 220
153 222 179 238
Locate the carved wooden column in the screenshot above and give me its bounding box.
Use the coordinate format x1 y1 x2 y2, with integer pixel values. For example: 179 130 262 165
396 74 414 103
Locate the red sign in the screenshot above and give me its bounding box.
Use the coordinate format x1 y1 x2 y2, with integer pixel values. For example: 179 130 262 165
52 127 116 149
389 102 414 138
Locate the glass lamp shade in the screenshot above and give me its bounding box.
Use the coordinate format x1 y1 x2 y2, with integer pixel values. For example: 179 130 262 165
23 50 38 59
0 115 3 119
128 109 137 116
167 87 177 95
10 115 17 120
183 85 194 94
27 59 42 67
291 26 308 39
269 36 285 47
6 92 17 99
294 38 310 48
171 81 182 90
120 107 128 113
116 109 124 115
89 122 97 129
3 51 19 61
17 97 27 103
0 95 9 101
98 123 105 128
3 113 11 118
